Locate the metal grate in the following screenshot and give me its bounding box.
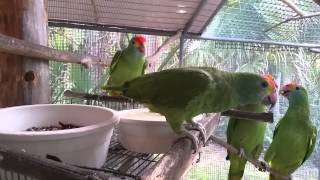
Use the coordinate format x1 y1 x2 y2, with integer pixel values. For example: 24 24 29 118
102 137 163 179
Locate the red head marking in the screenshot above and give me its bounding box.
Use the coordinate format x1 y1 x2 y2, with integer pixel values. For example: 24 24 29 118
262 74 278 91
133 35 146 44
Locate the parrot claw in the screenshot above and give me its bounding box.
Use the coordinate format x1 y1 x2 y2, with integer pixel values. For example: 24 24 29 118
179 130 200 154
238 148 246 159
258 161 269 172
184 120 207 146
196 150 202 163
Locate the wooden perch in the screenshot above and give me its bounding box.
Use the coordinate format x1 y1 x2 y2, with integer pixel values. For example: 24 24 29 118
64 90 133 102
265 0 320 32
0 145 120 180
264 12 320 32
208 136 290 180
141 113 220 180
147 30 182 64
0 33 108 68
221 110 273 123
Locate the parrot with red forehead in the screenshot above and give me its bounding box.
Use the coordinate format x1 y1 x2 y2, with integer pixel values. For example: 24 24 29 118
103 67 278 150
102 35 147 95
264 83 317 180
226 74 278 180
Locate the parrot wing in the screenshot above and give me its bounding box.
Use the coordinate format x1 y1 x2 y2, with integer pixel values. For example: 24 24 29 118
301 125 317 164
227 119 238 144
109 51 122 74
125 69 212 108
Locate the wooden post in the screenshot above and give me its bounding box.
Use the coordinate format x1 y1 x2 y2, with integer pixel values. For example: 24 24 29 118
0 0 49 107
22 0 49 104
0 1 24 107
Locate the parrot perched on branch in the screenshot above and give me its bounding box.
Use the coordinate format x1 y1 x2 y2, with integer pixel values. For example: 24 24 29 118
264 83 317 180
102 35 147 96
103 67 277 150
226 74 278 180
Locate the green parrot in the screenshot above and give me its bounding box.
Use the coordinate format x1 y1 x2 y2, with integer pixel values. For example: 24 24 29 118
264 83 317 180
226 75 277 180
102 35 147 96
103 67 277 149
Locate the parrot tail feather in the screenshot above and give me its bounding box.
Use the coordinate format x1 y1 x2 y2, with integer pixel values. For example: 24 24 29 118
228 171 244 180
269 174 286 180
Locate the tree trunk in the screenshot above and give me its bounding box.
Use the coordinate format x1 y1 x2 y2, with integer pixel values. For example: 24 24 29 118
22 0 49 104
0 0 24 107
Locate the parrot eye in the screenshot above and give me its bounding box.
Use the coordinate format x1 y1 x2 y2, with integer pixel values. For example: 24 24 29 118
261 81 269 88
132 41 135 45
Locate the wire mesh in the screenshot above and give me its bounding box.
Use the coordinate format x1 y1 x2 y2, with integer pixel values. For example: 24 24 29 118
102 135 163 179
48 27 320 180
204 0 320 44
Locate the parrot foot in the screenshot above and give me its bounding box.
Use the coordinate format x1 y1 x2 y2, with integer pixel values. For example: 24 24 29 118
237 148 246 159
258 161 269 172
178 130 199 154
196 150 202 163
184 120 207 146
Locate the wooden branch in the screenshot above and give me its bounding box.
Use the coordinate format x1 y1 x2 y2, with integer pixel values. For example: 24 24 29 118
264 12 320 32
309 47 320 53
266 0 320 32
280 0 305 16
0 145 119 180
208 136 290 180
0 33 108 68
141 113 221 180
221 110 274 123
147 30 182 64
63 90 135 103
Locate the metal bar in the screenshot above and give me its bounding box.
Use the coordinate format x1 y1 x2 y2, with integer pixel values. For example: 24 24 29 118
186 34 320 48
49 19 178 36
182 0 208 33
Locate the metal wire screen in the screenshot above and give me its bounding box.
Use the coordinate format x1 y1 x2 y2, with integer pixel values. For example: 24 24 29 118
49 27 320 180
204 0 320 44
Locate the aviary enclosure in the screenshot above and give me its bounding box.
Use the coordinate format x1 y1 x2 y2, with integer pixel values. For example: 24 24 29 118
0 0 319 180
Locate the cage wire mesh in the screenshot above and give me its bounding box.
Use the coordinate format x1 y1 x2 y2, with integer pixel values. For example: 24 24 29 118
48 26 320 179
204 0 320 44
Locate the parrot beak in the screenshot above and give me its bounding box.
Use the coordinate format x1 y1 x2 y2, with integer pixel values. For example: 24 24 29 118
139 43 145 54
280 83 299 97
134 40 145 54
262 91 278 109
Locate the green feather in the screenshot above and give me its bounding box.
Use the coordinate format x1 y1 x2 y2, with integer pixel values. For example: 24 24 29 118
227 103 267 180
103 38 146 95
264 86 317 177
102 67 275 135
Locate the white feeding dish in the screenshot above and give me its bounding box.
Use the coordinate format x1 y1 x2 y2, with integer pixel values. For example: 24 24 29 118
118 108 203 154
0 104 119 168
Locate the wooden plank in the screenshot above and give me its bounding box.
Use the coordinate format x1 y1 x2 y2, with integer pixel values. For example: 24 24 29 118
0 0 24 108
141 113 220 180
0 145 120 180
22 0 50 104
0 32 108 67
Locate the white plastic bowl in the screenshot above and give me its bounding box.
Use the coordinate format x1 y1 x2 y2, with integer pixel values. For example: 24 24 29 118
0 104 119 168
118 108 203 154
